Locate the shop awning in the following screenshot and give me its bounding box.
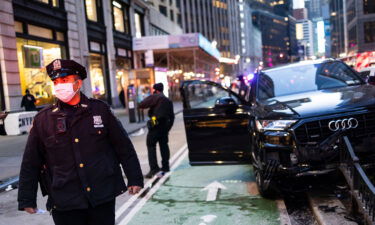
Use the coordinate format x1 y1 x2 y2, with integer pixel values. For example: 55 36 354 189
133 33 221 61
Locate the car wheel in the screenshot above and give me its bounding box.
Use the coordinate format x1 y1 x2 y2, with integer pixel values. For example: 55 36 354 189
254 166 276 198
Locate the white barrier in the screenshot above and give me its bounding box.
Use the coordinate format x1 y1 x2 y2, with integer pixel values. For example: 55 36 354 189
4 111 38 135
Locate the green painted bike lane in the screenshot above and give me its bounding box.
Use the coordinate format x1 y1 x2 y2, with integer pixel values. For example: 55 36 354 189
127 157 282 225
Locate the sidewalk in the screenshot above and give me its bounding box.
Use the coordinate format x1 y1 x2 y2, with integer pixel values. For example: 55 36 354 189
0 101 183 189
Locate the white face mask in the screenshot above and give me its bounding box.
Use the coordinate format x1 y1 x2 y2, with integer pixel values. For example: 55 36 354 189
54 81 79 103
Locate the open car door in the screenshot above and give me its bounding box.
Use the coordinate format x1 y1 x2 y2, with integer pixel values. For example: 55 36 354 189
180 80 251 165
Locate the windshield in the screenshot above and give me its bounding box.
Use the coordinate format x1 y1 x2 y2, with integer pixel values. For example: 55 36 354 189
257 61 363 100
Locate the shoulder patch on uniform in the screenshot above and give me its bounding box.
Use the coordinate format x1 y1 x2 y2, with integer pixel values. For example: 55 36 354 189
89 98 112 111
89 98 108 105
37 104 54 114
33 104 53 120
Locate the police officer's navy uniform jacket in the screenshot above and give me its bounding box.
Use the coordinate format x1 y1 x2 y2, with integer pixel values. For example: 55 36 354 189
18 94 144 211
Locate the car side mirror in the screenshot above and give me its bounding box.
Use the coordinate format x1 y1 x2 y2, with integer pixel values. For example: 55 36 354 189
214 97 237 109
368 76 375 85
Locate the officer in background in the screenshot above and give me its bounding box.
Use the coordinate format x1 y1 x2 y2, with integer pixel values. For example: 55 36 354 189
21 89 37 111
18 59 143 225
138 83 174 178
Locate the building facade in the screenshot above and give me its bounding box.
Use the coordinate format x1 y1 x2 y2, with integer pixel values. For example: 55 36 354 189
252 10 292 67
145 0 182 27
0 0 179 112
305 0 323 19
296 19 315 58
145 0 183 36
180 0 241 60
237 0 262 75
303 0 330 57
293 8 308 20
329 0 346 58
250 0 298 67
346 0 375 54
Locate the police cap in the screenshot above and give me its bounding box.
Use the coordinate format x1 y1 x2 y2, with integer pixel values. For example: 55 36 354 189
46 59 87 80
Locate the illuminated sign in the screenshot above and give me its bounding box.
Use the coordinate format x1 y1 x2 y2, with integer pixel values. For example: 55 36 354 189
317 20 326 53
23 45 43 68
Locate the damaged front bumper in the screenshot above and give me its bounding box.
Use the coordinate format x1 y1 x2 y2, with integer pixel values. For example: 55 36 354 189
259 130 343 178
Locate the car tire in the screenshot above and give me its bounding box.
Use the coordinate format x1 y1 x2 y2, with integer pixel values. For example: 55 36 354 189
251 130 278 198
254 166 277 198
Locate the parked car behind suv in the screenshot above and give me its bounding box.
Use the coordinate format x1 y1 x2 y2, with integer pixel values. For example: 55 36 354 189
180 59 375 197
359 67 375 84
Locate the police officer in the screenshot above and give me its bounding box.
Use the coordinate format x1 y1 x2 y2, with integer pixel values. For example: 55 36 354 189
138 83 174 178
18 59 143 225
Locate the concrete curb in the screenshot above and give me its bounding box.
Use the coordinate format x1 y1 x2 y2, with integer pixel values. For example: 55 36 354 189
308 193 357 225
276 199 292 225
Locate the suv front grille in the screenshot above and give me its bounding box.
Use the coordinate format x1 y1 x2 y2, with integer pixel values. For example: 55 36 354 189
294 113 375 144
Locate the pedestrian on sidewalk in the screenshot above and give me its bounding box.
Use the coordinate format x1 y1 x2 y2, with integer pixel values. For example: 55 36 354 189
119 88 126 109
18 59 143 225
138 83 174 178
136 85 146 123
21 89 37 111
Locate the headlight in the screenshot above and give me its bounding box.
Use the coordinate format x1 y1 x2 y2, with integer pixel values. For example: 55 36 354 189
255 120 297 131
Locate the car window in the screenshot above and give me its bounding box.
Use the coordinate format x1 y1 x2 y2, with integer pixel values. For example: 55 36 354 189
258 61 362 100
184 83 240 109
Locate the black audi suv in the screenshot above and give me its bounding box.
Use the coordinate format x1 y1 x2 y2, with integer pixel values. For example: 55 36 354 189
180 59 375 197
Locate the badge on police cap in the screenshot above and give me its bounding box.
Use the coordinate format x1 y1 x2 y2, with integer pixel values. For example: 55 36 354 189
93 115 104 128
53 59 61 70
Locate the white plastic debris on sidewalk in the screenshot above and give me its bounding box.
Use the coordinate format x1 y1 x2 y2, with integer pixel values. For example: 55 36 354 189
130 128 145 137
5 185 13 192
35 209 47 214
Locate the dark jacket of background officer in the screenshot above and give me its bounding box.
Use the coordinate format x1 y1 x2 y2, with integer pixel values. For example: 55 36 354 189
138 83 174 178
21 89 37 111
18 59 143 225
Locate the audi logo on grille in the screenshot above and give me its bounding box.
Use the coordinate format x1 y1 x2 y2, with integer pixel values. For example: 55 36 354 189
328 118 359 131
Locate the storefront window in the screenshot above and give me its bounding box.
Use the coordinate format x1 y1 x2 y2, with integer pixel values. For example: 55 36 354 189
16 38 66 106
134 12 144 38
56 32 65 41
37 0 49 4
14 21 23 33
35 0 59 7
124 5 130 34
85 0 98 22
28 25 53 39
89 53 106 100
113 1 125 32
364 22 375 43
116 58 131 91
363 0 375 14
348 26 357 48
